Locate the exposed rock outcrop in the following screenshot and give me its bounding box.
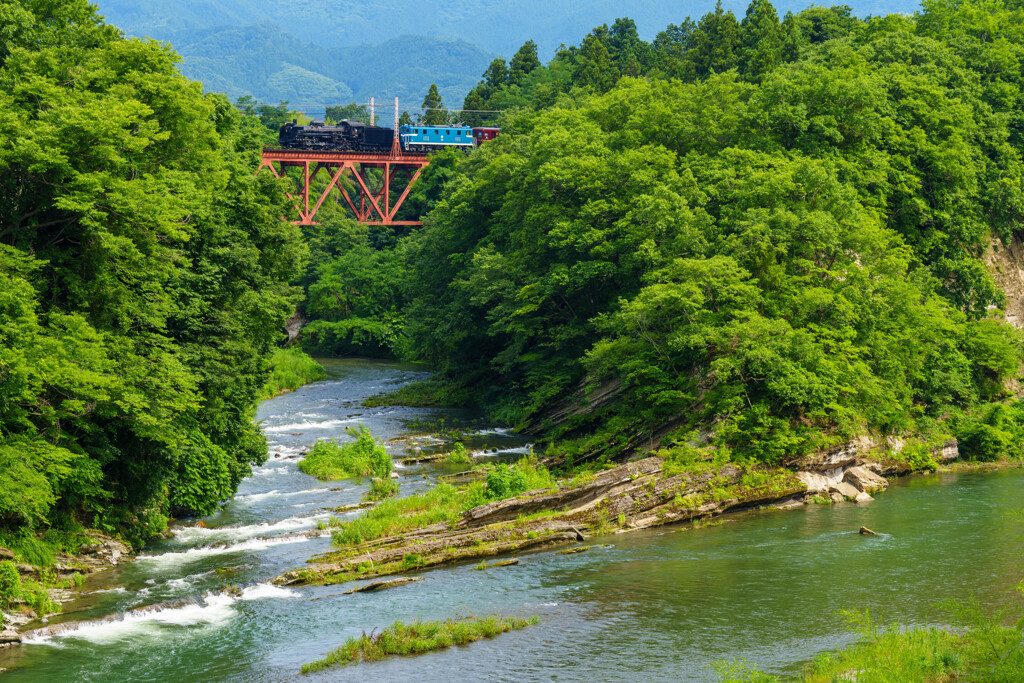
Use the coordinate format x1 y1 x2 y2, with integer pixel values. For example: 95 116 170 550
284 309 306 342
843 466 889 494
984 238 1024 330
276 457 807 586
342 577 423 594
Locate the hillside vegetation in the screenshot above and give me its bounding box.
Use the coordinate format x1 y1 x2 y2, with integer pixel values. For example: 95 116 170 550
301 0 1024 469
0 0 304 550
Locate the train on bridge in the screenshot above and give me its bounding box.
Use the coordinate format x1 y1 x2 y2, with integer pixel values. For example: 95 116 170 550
278 119 500 153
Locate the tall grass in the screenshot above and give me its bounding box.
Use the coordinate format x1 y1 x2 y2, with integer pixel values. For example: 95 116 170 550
260 348 326 400
713 605 1024 682
328 457 557 547
300 615 539 673
330 482 477 545
298 426 392 481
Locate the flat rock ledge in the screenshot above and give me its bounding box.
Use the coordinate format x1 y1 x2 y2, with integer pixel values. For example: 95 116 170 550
275 438 964 588
275 457 807 587
342 576 423 594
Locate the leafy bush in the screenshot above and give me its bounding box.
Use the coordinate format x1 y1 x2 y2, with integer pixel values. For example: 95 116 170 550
485 458 554 500
485 465 527 500
443 442 472 465
365 477 399 501
0 561 21 608
298 426 392 480
897 443 938 472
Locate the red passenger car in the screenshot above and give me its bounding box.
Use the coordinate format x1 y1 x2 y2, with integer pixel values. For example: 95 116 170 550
472 127 500 145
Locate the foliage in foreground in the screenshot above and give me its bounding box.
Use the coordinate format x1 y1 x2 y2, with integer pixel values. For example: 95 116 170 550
300 615 539 673
297 427 392 481
714 603 1024 682
259 348 326 400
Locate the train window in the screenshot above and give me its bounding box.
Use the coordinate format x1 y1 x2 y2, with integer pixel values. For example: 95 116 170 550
457 130 461 135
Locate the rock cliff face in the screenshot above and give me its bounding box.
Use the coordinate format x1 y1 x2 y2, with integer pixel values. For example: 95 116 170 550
984 238 1024 329
790 438 959 502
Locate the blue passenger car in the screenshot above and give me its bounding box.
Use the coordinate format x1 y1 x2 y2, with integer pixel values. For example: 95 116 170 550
400 124 475 153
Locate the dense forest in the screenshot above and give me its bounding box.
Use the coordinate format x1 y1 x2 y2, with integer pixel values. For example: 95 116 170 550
0 0 304 553
5 0 1024 557
297 0 1024 469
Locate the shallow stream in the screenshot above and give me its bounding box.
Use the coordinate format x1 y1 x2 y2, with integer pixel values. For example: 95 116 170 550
1 358 1021 681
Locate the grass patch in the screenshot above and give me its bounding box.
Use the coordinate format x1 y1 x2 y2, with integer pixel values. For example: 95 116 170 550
260 347 326 400
329 482 482 546
328 458 556 548
300 615 539 673
365 477 400 500
802 606 1024 683
443 442 472 465
363 378 474 409
712 604 1024 682
298 426 392 481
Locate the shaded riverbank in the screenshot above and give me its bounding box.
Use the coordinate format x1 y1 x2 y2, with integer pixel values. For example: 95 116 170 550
0 359 1021 681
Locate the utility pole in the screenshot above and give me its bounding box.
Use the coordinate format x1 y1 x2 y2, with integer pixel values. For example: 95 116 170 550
370 97 375 126
391 97 401 157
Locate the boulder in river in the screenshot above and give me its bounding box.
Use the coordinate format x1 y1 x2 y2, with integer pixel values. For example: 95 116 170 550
831 481 860 500
844 466 888 494
0 629 21 646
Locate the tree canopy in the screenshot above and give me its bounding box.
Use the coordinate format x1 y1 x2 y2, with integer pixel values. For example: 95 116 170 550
0 0 304 544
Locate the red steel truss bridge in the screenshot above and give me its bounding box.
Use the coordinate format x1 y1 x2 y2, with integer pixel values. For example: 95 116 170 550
258 148 431 226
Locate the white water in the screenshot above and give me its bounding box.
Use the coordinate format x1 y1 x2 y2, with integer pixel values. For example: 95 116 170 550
24 585 299 645
168 513 331 545
136 534 319 568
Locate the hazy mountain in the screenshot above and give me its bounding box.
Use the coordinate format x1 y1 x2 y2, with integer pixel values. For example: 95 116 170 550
93 0 921 113
162 23 492 110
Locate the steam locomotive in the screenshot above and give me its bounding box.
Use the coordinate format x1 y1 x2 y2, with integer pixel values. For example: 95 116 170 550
278 119 499 152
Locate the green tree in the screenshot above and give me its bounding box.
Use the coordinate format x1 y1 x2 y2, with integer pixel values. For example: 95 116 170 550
574 26 620 92
740 0 783 82
0 0 304 543
650 19 697 80
509 40 541 86
688 1 743 79
421 83 447 125
608 17 647 77
482 57 509 95
325 102 371 123
462 84 489 126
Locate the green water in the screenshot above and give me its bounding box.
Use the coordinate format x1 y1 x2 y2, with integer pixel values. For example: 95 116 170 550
1 359 1021 681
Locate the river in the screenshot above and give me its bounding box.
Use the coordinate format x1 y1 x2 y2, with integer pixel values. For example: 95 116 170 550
1 358 1021 681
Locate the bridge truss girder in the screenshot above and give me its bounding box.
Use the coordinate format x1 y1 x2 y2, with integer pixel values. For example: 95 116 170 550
258 150 430 226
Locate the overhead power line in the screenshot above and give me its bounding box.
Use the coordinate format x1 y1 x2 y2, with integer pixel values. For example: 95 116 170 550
233 101 504 114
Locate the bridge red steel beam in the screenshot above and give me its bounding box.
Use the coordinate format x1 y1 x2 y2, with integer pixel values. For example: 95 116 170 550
258 148 430 226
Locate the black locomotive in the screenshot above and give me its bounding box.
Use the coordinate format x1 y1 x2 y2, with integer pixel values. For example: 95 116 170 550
278 119 394 152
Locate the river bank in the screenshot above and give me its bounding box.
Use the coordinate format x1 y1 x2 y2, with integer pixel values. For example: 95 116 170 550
2 359 1021 681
